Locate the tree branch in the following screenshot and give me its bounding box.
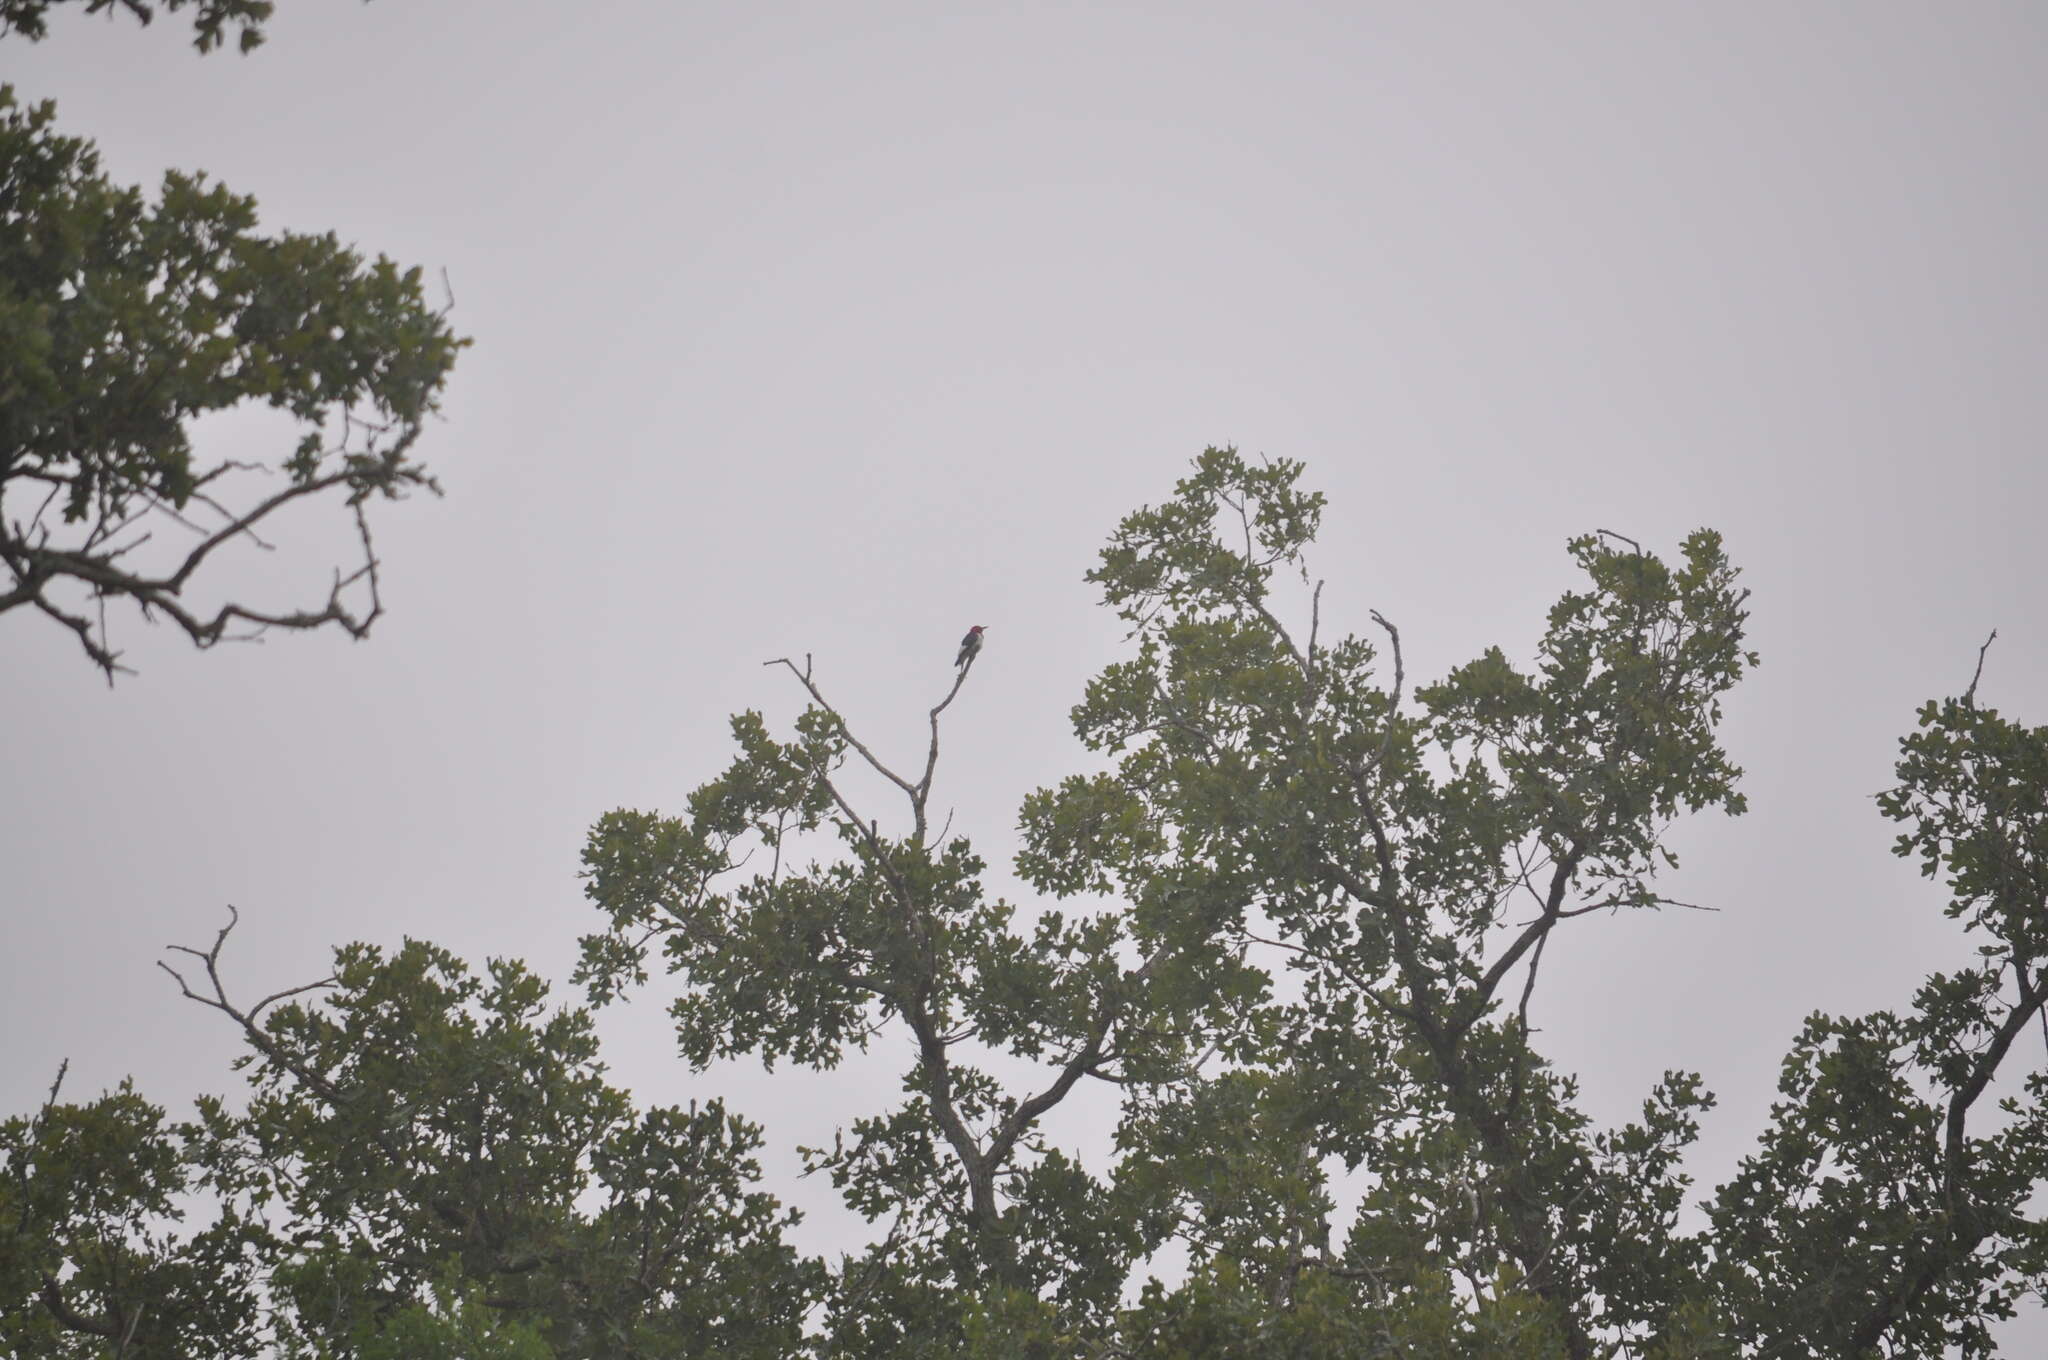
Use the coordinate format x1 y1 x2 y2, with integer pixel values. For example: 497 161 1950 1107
914 657 977 824
764 655 921 809
1847 964 2047 1355
157 905 343 1106
39 1274 120 1340
984 942 1178 1172
1962 629 1998 709
5 444 424 680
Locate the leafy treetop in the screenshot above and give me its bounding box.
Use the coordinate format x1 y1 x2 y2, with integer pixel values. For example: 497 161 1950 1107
0 77 464 677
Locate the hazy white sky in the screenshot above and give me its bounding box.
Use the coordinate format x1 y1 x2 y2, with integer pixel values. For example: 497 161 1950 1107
6 0 2045 1345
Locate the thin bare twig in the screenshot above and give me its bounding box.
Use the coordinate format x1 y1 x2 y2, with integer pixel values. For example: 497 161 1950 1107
39 1059 67 1114
915 656 977 817
1507 927 1550 1118
3 412 432 680
1963 630 1998 709
157 906 342 1105
763 655 919 804
1369 610 1405 777
1307 579 1324 669
1594 529 1643 555
113 1299 146 1359
764 642 978 845
1553 894 1717 919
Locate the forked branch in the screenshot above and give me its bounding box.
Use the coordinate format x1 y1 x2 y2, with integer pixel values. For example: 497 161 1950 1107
764 645 980 844
157 905 341 1105
3 436 432 685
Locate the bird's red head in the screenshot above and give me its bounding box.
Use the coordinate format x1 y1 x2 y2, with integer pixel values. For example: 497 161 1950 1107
971 625 986 633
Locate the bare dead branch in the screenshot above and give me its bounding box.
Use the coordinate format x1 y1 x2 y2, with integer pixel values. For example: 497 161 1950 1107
1594 529 1643 555
157 905 343 1105
31 593 132 683
1308 578 1324 668
1552 894 1717 919
1507 926 1550 1118
3 412 433 679
1963 630 1998 709
914 658 976 824
764 656 920 804
765 642 979 846
1368 610 1404 778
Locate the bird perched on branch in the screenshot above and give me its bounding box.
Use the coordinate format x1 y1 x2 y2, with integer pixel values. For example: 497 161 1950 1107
955 625 986 668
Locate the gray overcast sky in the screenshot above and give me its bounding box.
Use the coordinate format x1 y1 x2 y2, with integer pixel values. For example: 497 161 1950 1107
5 0 2046 1344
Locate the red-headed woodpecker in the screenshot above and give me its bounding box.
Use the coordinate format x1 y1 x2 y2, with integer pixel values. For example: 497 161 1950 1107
955 625 986 668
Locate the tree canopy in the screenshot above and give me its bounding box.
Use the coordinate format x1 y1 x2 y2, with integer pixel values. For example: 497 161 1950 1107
2 1 275 55
8 450 2046 1356
0 2 463 678
4 913 815 1359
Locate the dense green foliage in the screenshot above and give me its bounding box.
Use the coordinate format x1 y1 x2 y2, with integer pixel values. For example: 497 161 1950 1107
3 925 815 1358
573 449 2048 1355
8 451 2046 1357
0 3 462 676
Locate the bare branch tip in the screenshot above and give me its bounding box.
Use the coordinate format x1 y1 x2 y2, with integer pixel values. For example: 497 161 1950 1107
42 1058 70 1110
1963 629 1999 707
1595 528 1644 554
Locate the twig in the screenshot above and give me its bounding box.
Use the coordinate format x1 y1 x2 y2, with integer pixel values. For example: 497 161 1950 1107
916 656 977 817
113 1299 146 1359
157 906 343 1104
764 641 978 845
3 417 430 680
14 1060 71 1235
763 655 920 805
1307 579 1324 670
1594 529 1643 555
1963 630 1998 708
1507 927 1549 1118
1552 893 1717 920
1368 610 1405 777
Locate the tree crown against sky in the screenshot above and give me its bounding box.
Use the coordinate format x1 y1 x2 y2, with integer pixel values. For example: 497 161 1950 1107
1 1 273 55
0 0 462 679
8 448 2044 1358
